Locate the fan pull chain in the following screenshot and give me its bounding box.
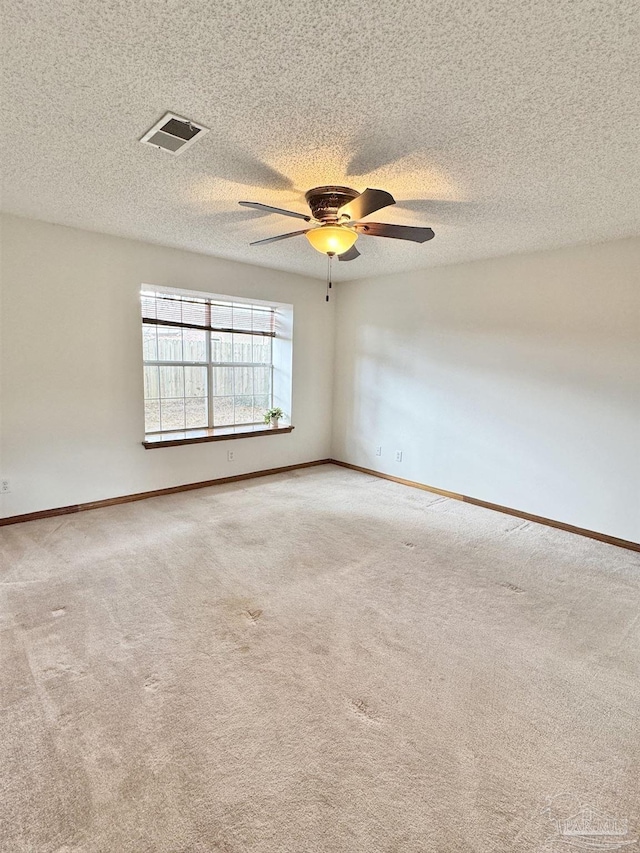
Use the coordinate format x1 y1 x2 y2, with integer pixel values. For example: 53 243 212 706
326 252 334 302
326 254 329 301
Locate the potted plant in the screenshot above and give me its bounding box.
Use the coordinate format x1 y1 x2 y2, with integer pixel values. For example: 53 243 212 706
264 407 285 428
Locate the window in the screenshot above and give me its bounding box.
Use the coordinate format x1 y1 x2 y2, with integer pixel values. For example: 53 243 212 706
141 289 278 435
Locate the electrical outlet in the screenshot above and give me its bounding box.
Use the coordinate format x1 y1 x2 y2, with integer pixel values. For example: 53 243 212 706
395 451 403 463
1 479 10 494
227 450 235 462
375 446 382 457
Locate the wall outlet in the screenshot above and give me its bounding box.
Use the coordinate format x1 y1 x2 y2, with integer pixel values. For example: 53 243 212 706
375 446 382 457
1 479 10 494
227 450 235 462
395 451 403 463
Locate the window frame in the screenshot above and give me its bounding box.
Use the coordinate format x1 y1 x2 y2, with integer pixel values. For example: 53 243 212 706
141 290 277 436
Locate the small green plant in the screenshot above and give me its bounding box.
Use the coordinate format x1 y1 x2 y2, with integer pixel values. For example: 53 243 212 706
264 407 284 424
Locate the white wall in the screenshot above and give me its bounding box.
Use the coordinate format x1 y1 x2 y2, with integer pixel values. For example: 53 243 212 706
3 214 639 542
332 237 640 543
0 214 334 517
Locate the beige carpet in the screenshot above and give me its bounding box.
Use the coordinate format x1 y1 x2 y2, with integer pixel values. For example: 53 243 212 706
1 464 639 852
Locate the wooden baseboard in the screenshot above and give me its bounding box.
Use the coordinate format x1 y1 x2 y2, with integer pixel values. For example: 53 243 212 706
0 460 331 527
2 458 638 553
330 460 640 553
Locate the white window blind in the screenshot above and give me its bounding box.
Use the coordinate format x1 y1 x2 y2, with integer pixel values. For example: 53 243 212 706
141 292 276 337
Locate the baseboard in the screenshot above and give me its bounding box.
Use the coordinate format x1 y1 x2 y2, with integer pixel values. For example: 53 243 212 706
330 459 640 553
0 460 332 527
3 458 638 553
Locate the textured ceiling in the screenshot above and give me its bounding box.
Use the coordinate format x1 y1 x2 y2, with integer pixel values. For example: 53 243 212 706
1 1 639 281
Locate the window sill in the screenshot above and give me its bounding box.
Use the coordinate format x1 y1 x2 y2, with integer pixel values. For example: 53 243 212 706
142 424 294 449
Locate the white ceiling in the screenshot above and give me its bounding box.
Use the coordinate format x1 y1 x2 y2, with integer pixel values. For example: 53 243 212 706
1 1 639 281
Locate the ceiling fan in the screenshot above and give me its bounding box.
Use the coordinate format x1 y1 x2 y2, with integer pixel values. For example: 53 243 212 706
239 186 435 262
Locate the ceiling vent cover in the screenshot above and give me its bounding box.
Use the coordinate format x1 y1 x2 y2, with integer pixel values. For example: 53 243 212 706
140 112 209 155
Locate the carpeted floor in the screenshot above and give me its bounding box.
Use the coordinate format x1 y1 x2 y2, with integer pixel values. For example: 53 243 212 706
1 464 639 852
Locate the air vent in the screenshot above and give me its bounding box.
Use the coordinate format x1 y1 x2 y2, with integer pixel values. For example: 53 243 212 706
140 112 209 155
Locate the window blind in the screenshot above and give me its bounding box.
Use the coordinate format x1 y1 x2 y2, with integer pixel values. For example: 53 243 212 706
141 291 276 337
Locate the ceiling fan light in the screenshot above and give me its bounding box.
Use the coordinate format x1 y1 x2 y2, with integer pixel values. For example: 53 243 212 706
305 225 358 256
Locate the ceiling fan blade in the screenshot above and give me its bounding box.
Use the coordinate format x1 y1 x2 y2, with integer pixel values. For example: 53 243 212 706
338 188 395 221
338 245 361 261
239 201 311 222
249 229 310 246
354 222 435 243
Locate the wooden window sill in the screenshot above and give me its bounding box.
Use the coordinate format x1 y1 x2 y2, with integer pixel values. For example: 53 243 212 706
142 424 294 449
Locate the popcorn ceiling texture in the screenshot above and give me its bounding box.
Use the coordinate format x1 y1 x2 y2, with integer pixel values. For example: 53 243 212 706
1 465 639 850
1 0 639 281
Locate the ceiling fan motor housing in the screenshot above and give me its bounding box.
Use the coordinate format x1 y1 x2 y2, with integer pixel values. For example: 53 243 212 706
304 186 360 223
